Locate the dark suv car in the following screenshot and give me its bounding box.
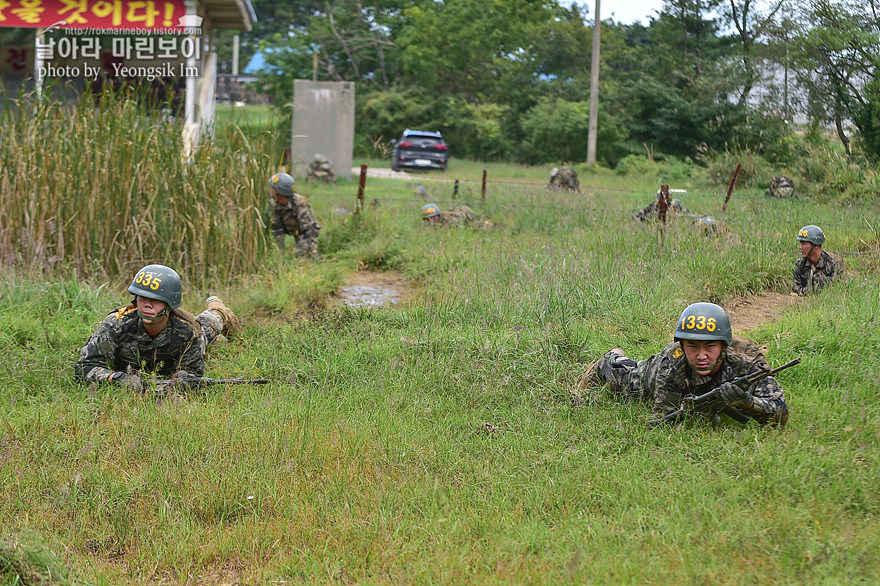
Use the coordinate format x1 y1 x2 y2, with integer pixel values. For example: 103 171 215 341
390 129 448 171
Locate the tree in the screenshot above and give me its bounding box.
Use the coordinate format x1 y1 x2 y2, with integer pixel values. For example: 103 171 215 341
788 0 880 158
720 0 787 107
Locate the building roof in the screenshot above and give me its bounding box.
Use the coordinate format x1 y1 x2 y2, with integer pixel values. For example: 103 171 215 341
203 0 257 31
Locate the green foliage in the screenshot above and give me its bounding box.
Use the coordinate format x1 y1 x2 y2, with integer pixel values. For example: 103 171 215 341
357 89 514 161
692 148 776 188
0 533 71 586
520 97 590 164
852 79 880 163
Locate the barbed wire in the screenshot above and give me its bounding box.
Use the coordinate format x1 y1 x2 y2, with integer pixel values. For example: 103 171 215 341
330 190 880 233
345 168 880 214
324 188 880 261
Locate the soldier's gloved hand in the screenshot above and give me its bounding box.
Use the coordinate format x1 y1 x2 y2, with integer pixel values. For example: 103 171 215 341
716 381 752 408
116 373 146 393
168 371 201 389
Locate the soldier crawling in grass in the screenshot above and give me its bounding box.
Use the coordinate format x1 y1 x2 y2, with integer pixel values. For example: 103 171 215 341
576 302 789 427
793 225 842 296
74 264 240 392
269 172 321 258
421 202 486 227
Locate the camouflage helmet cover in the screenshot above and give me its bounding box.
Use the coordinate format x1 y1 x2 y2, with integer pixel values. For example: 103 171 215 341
674 302 733 345
269 172 295 196
421 203 441 219
796 225 825 246
128 264 182 308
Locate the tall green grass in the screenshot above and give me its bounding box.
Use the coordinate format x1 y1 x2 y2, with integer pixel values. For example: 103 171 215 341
1 107 880 583
0 92 283 286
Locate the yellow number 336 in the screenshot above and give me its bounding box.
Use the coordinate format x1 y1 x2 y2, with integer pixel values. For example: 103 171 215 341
684 314 717 331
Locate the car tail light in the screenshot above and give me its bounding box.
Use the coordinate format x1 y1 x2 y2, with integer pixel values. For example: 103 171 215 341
435 143 448 151
399 141 415 147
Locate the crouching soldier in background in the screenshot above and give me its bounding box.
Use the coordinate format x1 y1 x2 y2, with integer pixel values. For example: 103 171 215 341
75 264 240 392
270 172 321 258
575 303 789 427
633 190 689 222
793 225 842 296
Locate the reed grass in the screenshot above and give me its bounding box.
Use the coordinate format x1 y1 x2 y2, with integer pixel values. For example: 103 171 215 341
0 91 283 287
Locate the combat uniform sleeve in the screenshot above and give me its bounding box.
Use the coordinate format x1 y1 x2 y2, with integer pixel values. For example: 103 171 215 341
271 203 287 249
829 256 842 281
741 372 789 426
792 258 808 295
292 194 320 255
74 316 122 383
175 332 206 378
650 351 686 418
821 252 842 286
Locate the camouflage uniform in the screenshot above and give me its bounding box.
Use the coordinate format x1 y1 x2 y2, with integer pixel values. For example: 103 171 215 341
792 250 841 295
549 166 580 191
272 193 320 256
437 206 477 227
633 196 689 222
74 305 225 383
593 336 788 425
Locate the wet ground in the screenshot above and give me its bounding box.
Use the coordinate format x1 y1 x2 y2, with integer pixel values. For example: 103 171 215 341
338 271 408 307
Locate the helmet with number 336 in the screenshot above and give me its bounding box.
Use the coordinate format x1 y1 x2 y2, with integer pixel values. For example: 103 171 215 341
127 264 182 308
674 302 732 345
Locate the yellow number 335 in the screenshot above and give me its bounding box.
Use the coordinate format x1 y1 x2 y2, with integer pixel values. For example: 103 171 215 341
135 271 162 290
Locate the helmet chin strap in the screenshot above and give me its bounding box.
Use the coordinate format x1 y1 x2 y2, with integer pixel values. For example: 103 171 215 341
137 305 169 325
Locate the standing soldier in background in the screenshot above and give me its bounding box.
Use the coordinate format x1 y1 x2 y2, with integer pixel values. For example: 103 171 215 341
269 172 321 258
75 264 240 392
793 225 841 295
576 302 789 427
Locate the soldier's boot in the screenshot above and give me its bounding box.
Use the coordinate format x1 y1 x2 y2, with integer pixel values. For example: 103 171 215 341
577 347 625 391
206 296 240 336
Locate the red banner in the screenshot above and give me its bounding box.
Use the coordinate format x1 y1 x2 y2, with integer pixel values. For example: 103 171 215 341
0 0 189 30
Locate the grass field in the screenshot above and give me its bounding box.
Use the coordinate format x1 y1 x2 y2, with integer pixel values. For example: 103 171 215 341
2 104 880 585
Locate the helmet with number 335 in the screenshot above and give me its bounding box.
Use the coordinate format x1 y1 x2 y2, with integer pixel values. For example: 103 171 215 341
127 264 183 308
674 302 732 345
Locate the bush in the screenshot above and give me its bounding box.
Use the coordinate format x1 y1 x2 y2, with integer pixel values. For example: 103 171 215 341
518 97 626 166
692 148 775 188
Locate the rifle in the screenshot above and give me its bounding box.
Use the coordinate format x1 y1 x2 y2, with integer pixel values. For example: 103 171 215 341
648 358 801 426
153 377 270 390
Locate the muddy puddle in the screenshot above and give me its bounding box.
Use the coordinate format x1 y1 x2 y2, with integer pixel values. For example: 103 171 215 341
338 271 407 307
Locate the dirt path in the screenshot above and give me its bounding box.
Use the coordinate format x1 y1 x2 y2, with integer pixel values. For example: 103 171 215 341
338 270 409 307
352 167 414 180
722 291 800 332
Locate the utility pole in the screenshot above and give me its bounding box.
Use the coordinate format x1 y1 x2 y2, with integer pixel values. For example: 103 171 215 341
587 0 601 165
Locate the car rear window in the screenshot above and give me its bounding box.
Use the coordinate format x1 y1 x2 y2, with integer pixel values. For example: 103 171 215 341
407 136 441 143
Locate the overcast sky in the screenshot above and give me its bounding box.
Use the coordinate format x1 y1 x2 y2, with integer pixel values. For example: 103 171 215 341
570 0 665 25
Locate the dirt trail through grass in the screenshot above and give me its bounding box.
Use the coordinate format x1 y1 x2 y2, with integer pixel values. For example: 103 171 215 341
722 291 800 332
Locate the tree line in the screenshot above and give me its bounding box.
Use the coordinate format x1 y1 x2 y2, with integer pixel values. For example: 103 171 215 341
183 1 880 175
